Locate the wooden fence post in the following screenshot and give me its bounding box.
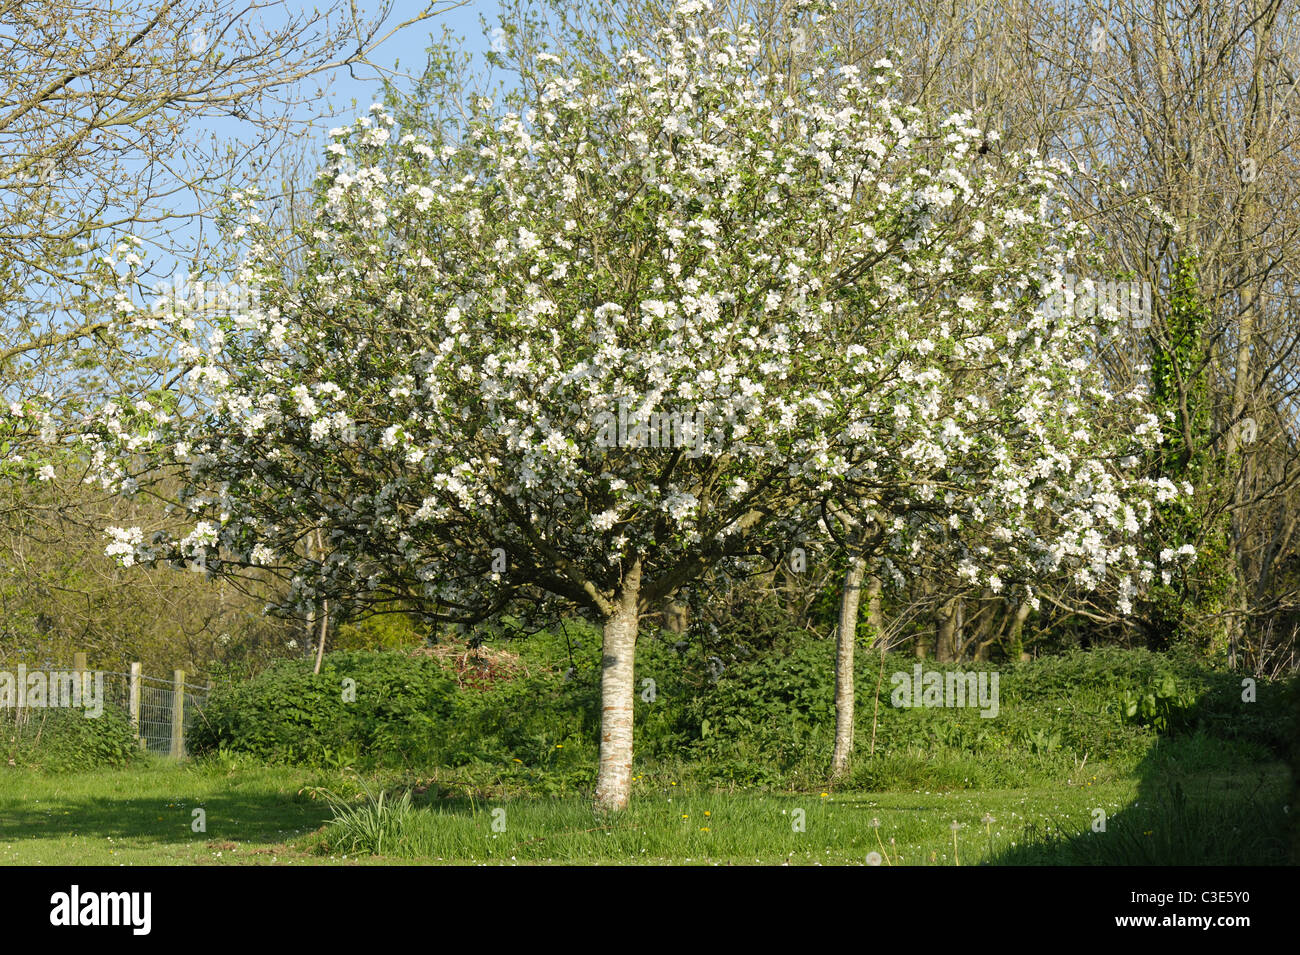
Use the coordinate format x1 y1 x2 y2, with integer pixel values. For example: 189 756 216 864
170 669 185 758
129 663 142 745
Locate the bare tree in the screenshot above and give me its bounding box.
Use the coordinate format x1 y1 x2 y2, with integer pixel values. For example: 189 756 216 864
0 0 462 446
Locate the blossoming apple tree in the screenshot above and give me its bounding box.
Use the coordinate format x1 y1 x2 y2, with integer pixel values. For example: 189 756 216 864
89 3 1189 809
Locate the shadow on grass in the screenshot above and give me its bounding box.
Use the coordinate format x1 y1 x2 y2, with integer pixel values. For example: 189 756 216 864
987 687 1300 866
0 785 334 846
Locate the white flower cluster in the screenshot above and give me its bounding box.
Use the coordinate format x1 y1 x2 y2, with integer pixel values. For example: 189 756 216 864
104 526 144 567
85 6 1192 619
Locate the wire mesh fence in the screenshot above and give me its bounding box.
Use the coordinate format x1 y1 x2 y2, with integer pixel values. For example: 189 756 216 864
1 664 209 758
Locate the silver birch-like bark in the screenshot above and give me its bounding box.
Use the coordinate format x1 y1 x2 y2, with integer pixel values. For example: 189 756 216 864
594 561 642 811
831 555 867 779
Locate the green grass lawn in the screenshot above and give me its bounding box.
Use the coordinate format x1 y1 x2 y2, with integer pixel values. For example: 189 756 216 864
0 757 1288 865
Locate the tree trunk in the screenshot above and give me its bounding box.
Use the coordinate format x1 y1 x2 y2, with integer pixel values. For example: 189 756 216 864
309 528 328 674
1008 598 1032 662
312 597 329 675
659 597 688 635
865 572 883 644
831 555 866 779
935 598 959 662
915 577 933 658
594 561 642 812
1221 0 1273 670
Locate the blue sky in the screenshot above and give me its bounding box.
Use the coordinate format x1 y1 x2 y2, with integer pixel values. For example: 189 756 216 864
133 1 504 299
312 0 497 125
